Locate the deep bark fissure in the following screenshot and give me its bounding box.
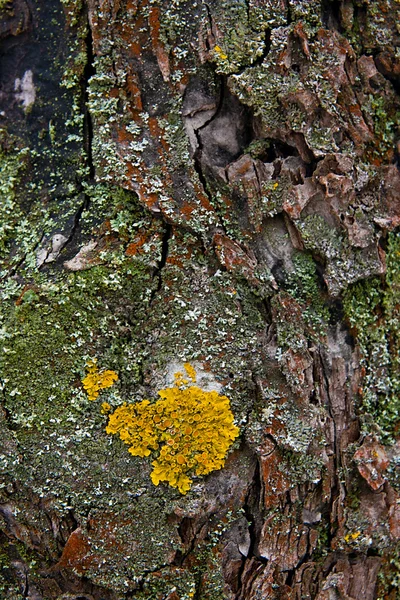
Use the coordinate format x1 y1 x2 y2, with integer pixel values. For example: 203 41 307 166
22 565 28 598
252 163 263 199
83 12 95 184
321 0 343 32
285 526 312 588
352 2 368 54
156 221 171 280
244 0 250 22
286 0 293 26
235 458 266 598
203 2 215 46
174 517 208 568
319 349 341 549
244 459 262 559
191 75 229 233
193 74 226 156
250 28 271 68
60 9 95 255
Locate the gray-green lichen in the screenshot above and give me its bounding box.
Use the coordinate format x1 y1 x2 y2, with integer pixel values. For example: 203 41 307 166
1 0 399 595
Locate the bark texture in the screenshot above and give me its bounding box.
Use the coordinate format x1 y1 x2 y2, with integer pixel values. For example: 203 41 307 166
0 0 399 598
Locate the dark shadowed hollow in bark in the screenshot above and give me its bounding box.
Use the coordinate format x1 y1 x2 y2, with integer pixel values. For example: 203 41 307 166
0 0 399 598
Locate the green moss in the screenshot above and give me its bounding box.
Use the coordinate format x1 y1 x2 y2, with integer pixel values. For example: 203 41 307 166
295 213 385 295
244 139 271 159
230 65 293 131
369 94 398 145
82 183 160 243
60 0 84 27
134 567 197 600
348 0 399 54
287 0 324 27
0 256 157 503
0 192 272 588
0 0 90 281
208 0 272 74
0 579 24 600
343 232 400 441
273 294 309 353
0 144 27 260
1 260 152 424
284 252 329 337
364 93 400 161
313 521 330 560
297 215 343 258
0 242 193 588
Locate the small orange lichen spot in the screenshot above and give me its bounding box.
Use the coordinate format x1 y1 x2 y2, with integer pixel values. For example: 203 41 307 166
344 531 361 543
82 360 118 402
105 363 239 494
184 362 197 382
214 44 228 60
174 371 185 387
101 402 111 414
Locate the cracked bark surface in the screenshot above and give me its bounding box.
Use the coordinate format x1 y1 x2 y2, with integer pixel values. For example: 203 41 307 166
0 0 399 598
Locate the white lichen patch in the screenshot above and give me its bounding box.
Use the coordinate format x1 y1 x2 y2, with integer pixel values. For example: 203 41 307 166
14 70 36 112
164 360 223 393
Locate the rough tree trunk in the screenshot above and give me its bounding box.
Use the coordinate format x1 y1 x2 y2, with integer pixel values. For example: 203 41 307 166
0 0 399 598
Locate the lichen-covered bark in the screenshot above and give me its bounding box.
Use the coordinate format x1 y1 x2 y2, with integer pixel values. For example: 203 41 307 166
0 0 399 598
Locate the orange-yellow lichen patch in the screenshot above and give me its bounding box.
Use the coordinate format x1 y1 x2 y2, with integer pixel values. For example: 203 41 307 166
183 362 196 383
82 360 118 402
173 371 188 387
105 365 239 494
214 45 228 60
344 531 361 543
101 402 112 414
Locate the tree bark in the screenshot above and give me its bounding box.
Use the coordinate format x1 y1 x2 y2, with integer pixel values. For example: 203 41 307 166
0 0 399 598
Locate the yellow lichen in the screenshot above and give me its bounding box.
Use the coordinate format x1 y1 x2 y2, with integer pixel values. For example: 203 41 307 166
344 531 361 543
82 360 118 401
214 45 228 60
101 401 111 414
183 362 196 382
105 365 239 494
174 371 188 387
